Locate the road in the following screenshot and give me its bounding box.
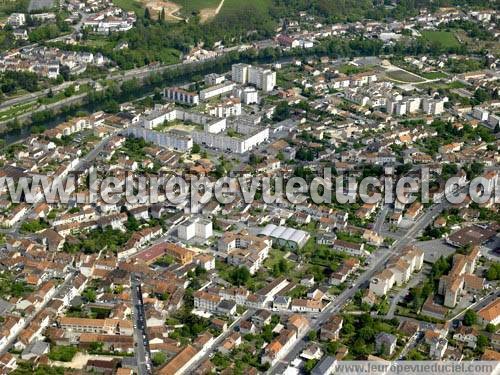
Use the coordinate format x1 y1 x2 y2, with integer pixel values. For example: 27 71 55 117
449 289 500 322
374 204 390 234
0 92 88 127
0 269 78 355
131 273 152 375
0 34 275 119
268 199 451 374
0 81 82 111
182 309 254 374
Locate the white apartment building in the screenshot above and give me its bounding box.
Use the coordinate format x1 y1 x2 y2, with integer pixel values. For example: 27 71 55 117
164 87 200 106
126 126 193 151
370 246 424 296
387 95 445 116
422 97 445 115
232 64 250 84
178 217 213 241
242 87 259 104
248 66 276 92
199 82 236 101
193 291 222 312
232 64 276 92
209 98 242 118
7 13 26 27
205 73 225 86
192 126 269 154
132 106 267 154
472 107 489 122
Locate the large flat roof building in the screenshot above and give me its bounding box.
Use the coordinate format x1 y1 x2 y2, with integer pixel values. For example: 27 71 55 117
259 224 310 249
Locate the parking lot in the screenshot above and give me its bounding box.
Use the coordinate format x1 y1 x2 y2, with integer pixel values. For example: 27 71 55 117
415 239 457 263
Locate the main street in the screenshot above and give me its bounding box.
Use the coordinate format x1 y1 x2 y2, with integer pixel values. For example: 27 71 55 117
131 273 152 375
268 197 453 374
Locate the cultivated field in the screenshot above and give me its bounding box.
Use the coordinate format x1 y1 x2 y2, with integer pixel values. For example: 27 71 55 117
385 69 425 83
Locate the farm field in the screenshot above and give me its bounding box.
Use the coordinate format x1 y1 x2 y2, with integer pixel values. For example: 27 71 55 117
421 30 461 49
385 69 425 83
173 0 220 15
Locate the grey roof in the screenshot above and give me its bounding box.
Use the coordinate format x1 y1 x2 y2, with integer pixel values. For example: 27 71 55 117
312 356 337 375
273 295 291 304
217 299 236 310
22 340 50 357
376 332 397 345
0 299 13 315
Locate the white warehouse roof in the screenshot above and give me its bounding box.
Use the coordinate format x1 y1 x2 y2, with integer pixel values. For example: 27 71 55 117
259 224 310 246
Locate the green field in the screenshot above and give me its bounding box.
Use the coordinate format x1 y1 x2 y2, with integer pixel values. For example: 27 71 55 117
386 69 425 83
420 71 447 80
174 0 220 15
112 0 144 14
421 30 461 48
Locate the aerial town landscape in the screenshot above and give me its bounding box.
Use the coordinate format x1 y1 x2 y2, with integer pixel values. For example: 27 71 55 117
0 0 498 374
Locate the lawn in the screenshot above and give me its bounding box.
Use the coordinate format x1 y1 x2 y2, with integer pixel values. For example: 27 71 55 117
385 69 425 83
48 346 78 362
338 64 373 75
421 30 461 49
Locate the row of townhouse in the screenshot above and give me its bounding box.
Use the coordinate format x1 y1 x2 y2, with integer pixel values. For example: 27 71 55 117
58 317 134 336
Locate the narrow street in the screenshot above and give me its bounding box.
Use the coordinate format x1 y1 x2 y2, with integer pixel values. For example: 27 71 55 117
131 273 152 375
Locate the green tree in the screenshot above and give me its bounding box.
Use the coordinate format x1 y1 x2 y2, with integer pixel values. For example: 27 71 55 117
303 359 318 374
273 101 290 122
308 330 317 341
153 352 167 366
230 266 250 286
486 263 500 281
82 288 96 303
477 334 489 352
192 143 201 154
463 310 477 326
486 324 496 333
